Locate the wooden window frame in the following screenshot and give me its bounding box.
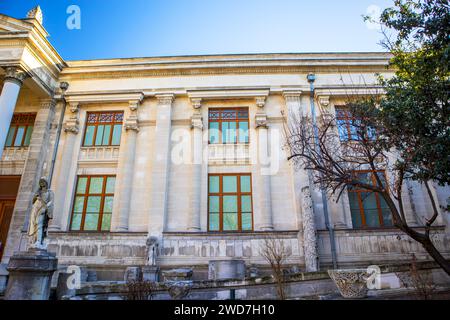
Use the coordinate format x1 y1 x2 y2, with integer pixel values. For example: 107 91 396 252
208 173 253 232
69 175 115 232
348 170 392 228
82 111 124 147
5 113 36 148
208 107 250 144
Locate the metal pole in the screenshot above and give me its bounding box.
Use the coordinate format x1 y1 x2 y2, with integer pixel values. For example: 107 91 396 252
307 73 338 269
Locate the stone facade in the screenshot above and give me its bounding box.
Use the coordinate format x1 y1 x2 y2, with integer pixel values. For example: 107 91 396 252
0 8 449 282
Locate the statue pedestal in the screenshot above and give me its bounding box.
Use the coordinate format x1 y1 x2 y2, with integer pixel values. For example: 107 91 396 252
142 266 159 282
4 248 58 300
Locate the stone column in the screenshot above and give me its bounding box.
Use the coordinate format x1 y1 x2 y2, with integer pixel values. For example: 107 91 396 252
2 99 56 262
283 91 318 271
114 99 142 231
48 102 80 231
148 94 174 237
0 67 27 157
188 98 203 231
255 97 273 231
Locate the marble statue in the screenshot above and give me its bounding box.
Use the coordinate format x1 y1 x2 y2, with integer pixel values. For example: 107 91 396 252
146 236 159 266
28 177 54 249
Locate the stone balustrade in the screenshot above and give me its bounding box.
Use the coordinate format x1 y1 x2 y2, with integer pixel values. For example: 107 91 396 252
1 147 29 162
208 144 250 164
78 146 120 163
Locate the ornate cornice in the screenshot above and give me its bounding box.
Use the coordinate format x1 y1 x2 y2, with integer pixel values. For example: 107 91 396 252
3 67 28 86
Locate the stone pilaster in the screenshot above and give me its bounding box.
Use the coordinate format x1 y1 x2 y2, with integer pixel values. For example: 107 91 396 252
148 94 174 237
188 98 203 231
48 102 80 231
2 99 56 263
255 97 273 231
113 98 142 231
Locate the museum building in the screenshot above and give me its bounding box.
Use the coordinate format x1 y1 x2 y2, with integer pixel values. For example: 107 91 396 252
0 7 449 280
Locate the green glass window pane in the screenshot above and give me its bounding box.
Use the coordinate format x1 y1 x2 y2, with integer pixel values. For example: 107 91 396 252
86 196 101 213
71 213 82 231
209 122 220 144
223 176 237 193
101 214 111 231
378 196 393 226
95 125 104 146
105 177 116 193
209 196 220 213
209 176 219 193
240 176 251 192
84 125 95 146
361 192 380 227
73 196 85 212
14 126 25 146
223 195 237 212
241 195 252 212
102 125 111 145
242 212 252 231
337 119 349 141
209 213 219 231
222 121 236 144
5 127 15 147
89 177 104 194
348 192 362 228
238 122 249 143
84 214 99 231
76 177 88 193
111 124 122 145
23 126 33 146
103 196 114 213
223 213 238 231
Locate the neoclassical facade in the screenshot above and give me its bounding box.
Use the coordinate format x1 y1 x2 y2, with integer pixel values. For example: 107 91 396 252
0 8 449 280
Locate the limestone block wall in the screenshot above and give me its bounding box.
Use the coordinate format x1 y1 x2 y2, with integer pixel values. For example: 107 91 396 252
317 227 450 267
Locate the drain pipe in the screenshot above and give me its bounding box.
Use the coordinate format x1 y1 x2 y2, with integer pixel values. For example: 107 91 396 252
48 82 69 186
307 73 338 269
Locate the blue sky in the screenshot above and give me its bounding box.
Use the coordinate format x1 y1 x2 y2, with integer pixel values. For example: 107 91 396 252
0 0 393 61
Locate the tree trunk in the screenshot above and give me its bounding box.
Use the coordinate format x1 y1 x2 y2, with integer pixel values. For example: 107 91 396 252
420 238 450 276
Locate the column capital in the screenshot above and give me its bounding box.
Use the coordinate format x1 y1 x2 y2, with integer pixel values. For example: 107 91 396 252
63 102 80 134
191 113 203 130
255 96 266 108
255 113 268 129
282 90 302 103
190 97 202 110
125 116 139 132
3 66 28 86
156 94 175 105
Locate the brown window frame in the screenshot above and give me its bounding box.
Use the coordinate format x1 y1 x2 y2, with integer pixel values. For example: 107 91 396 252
82 111 124 147
208 173 253 232
348 170 392 228
208 107 250 144
5 113 36 148
69 175 115 232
